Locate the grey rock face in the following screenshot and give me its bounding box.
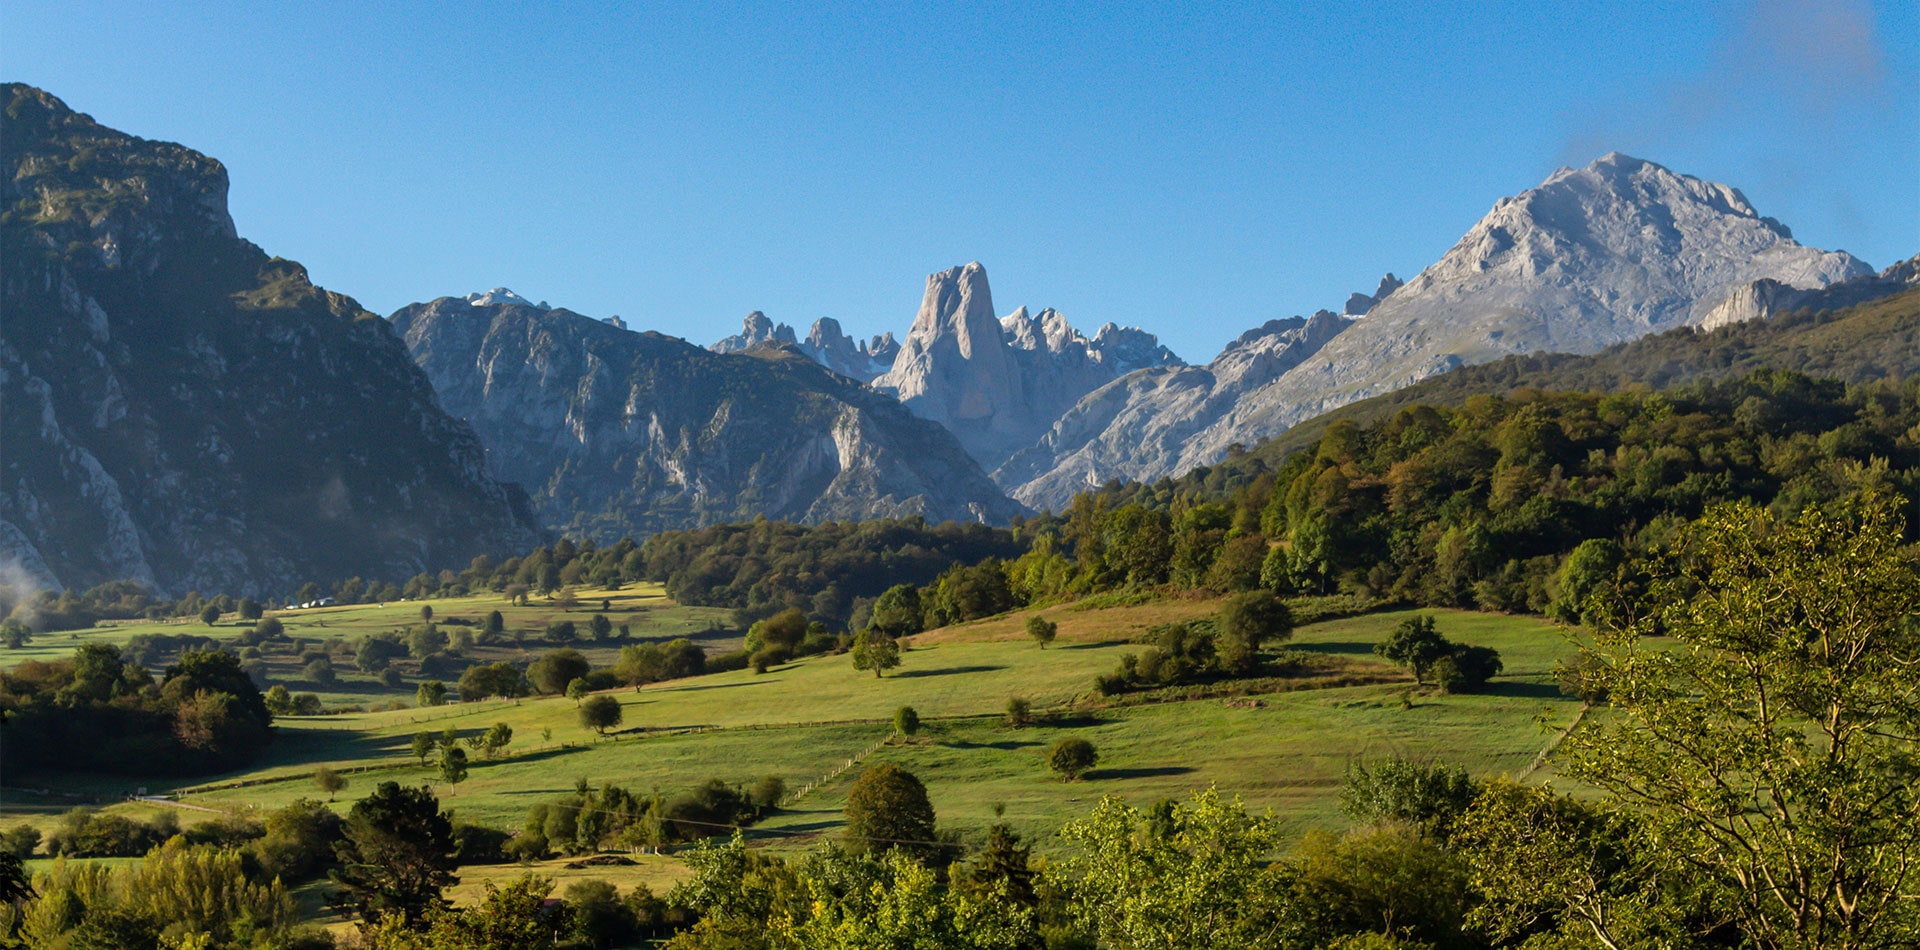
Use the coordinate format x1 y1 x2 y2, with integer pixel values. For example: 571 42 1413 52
394 298 1024 539
711 313 897 382
0 84 539 598
873 262 1183 470
872 263 1035 467
996 311 1350 508
1700 255 1920 330
1001 154 1871 508
1342 274 1402 316
802 317 897 382
711 311 796 353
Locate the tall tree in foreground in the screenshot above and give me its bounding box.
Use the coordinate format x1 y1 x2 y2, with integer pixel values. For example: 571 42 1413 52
331 782 458 929
1052 787 1285 950
1549 494 1920 948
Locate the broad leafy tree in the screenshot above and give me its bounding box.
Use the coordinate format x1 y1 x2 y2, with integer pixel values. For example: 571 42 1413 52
1214 590 1291 674
579 695 622 736
869 585 925 637
843 763 937 858
1048 738 1099 782
314 766 348 801
1025 615 1057 649
1373 615 1450 685
1051 787 1286 950
1553 496 1920 948
529 648 590 695
851 629 901 677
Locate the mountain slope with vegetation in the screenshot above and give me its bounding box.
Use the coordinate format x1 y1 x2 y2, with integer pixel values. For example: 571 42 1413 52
0 84 539 599
1210 273 1920 470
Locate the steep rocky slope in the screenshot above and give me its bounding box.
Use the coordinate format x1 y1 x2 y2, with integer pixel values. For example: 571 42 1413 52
996 309 1352 507
394 297 1024 538
1003 154 1873 508
0 84 539 597
872 262 1181 469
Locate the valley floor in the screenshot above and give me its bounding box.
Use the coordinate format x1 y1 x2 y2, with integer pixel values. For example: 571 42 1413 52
0 588 1585 908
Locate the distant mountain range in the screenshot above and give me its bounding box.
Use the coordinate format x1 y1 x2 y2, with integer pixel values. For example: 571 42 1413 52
6 80 1912 595
393 296 1024 537
854 154 1876 509
0 84 537 597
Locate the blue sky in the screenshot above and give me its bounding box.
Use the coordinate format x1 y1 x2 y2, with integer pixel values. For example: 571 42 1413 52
12 1 1916 362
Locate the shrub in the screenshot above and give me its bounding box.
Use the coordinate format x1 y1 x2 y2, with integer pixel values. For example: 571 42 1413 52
749 647 787 674
893 705 920 737
1340 758 1478 834
706 649 751 674
303 657 336 686
502 832 547 864
750 775 786 811
1005 697 1032 728
1434 645 1503 693
1048 738 1099 782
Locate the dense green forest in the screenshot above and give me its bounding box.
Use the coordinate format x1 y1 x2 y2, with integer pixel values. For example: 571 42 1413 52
0 646 273 775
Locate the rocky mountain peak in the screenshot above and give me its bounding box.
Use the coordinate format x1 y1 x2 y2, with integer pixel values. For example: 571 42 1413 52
712 311 798 354
995 155 1877 510
465 287 545 309
1343 273 1405 316
801 317 895 382
2 83 238 273
873 262 1025 441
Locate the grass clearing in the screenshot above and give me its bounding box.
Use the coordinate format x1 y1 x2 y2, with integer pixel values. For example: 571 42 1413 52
1 594 1585 893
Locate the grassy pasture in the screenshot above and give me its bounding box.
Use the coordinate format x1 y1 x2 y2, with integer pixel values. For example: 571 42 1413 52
2 583 733 708
0 591 1585 899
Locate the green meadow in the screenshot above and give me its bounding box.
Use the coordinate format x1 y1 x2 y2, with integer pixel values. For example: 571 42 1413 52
0 589 1586 905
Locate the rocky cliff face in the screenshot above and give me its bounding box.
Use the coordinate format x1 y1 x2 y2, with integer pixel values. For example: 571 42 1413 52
711 313 898 382
0 84 539 597
872 262 1183 470
394 297 1024 538
999 154 1873 508
995 310 1351 508
1699 255 1920 330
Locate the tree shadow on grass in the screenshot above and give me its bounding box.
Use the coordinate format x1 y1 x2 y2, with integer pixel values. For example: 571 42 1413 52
1056 641 1125 651
1085 766 1196 781
650 679 774 694
748 819 843 840
1294 640 1378 656
1481 680 1568 701
484 745 589 767
943 738 1046 752
1040 714 1112 729
892 665 1007 679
